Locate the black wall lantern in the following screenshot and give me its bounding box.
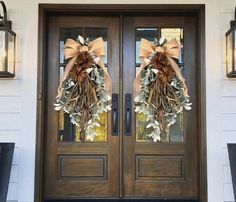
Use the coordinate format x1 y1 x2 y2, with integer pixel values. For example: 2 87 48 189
0 1 16 78
226 7 236 78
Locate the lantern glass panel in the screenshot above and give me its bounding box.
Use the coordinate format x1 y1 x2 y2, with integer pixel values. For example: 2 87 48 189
226 31 233 74
0 31 6 72
7 32 15 75
234 29 236 69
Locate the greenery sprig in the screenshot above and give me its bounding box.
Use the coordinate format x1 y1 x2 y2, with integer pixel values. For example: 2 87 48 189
134 37 192 142
54 36 111 141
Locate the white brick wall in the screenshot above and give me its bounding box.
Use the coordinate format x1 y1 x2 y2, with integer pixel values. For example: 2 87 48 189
1 0 236 201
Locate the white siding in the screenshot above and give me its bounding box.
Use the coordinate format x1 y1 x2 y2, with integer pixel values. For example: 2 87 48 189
220 1 236 201
1 0 236 201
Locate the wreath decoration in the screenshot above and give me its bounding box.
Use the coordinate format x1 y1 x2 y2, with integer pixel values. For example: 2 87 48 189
54 36 112 141
133 37 192 142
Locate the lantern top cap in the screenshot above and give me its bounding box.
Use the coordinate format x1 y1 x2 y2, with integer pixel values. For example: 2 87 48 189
0 1 15 34
230 6 236 27
0 1 7 26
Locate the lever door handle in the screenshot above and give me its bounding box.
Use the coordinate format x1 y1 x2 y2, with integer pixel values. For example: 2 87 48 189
125 93 132 136
112 94 118 136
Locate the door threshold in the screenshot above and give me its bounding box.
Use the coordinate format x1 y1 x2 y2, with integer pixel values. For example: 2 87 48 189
44 199 199 202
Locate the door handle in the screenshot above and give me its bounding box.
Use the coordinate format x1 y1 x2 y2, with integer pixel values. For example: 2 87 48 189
125 93 132 136
112 94 118 136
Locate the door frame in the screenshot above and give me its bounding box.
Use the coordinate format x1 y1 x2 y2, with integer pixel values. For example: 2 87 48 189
36 4 206 202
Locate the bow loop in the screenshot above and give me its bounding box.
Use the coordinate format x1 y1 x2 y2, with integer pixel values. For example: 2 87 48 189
139 37 180 60
58 36 112 96
134 37 187 97
88 37 106 56
64 39 82 59
64 37 105 59
139 38 156 58
162 38 179 59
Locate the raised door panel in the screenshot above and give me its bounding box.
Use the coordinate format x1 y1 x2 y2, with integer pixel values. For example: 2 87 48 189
44 16 120 199
123 16 199 199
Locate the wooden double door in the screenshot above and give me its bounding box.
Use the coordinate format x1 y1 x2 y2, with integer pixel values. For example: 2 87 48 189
44 14 199 200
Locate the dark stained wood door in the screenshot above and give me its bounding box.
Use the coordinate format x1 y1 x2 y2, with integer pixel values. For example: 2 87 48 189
44 16 120 198
44 14 199 200
122 16 199 198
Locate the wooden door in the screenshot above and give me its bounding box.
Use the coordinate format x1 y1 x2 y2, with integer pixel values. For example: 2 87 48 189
43 14 199 200
44 16 120 198
122 16 198 199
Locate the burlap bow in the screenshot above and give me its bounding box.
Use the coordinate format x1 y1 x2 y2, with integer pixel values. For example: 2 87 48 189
133 38 188 97
58 37 112 95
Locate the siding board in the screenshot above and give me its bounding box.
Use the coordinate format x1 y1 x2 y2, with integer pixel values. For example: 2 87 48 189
222 114 236 131
222 131 236 148
0 81 22 96
0 114 21 131
221 97 236 114
0 97 21 113
7 183 18 201
221 80 236 97
10 166 19 183
223 148 230 166
224 183 234 202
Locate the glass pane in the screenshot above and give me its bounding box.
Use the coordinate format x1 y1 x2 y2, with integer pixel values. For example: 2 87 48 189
59 28 83 65
136 27 184 143
84 28 108 64
136 99 184 143
136 113 153 142
136 28 158 64
85 112 108 142
169 114 184 142
58 28 108 143
0 31 6 71
235 30 236 69
226 31 234 74
161 28 184 64
7 32 15 74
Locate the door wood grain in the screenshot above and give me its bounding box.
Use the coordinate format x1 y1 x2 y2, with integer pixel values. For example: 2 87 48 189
42 13 201 201
122 16 199 198
44 16 120 198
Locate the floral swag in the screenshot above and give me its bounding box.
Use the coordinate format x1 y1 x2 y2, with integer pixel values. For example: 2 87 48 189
133 37 192 142
54 35 191 142
54 36 112 141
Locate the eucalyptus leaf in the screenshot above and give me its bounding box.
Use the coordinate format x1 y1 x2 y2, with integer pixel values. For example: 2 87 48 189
78 35 85 45
159 37 167 46
86 68 93 74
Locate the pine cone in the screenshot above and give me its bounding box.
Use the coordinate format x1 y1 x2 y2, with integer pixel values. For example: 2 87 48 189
69 51 94 83
77 51 94 70
151 52 175 84
69 67 87 83
150 52 166 69
157 67 175 83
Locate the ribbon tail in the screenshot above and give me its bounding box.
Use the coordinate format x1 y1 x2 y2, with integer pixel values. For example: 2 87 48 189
166 56 188 97
97 60 112 96
133 61 149 98
57 55 77 94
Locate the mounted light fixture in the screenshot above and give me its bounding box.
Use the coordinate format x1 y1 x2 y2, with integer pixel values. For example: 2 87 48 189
0 1 16 78
226 6 236 78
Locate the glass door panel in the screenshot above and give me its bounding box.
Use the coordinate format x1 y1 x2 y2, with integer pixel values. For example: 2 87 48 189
135 27 184 143
44 16 120 199
123 16 198 198
58 27 109 143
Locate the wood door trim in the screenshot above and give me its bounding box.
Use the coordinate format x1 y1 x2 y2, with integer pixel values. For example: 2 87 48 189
36 4 206 202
